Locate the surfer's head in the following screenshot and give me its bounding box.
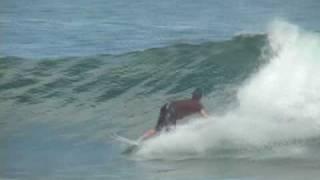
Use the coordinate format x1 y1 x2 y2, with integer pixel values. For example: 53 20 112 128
192 88 203 100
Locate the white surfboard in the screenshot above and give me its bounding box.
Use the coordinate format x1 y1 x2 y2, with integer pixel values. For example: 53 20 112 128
111 133 141 154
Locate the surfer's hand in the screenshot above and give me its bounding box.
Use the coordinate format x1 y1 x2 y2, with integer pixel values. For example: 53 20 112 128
141 129 156 140
200 109 209 118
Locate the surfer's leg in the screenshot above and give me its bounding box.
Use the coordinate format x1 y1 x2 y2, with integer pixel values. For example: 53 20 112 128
141 104 168 140
163 104 177 131
155 103 169 131
142 102 179 140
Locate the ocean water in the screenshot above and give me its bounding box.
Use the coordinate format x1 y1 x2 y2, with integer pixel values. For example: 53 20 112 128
1 0 320 180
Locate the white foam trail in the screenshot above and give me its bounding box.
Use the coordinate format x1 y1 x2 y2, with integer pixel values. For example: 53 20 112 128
135 20 320 160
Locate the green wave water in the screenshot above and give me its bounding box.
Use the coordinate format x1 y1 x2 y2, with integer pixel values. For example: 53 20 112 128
0 34 266 106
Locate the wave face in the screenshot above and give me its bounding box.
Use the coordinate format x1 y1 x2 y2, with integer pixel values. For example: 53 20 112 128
0 32 265 139
0 34 264 104
2 20 320 168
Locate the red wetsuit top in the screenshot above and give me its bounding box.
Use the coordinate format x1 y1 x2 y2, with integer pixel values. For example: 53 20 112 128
155 98 203 131
170 99 203 120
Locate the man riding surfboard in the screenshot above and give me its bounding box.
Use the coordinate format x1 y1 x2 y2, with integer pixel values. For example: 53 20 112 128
141 88 208 140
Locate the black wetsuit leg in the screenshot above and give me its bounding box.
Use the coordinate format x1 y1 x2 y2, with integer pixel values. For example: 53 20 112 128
155 104 168 131
155 103 176 132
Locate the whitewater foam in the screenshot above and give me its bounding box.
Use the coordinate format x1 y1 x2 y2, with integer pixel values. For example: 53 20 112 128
135 20 320 160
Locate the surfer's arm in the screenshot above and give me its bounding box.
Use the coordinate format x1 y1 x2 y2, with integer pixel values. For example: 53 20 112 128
200 109 209 118
141 128 157 141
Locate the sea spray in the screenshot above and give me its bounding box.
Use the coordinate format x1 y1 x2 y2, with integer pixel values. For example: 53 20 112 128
135 20 320 160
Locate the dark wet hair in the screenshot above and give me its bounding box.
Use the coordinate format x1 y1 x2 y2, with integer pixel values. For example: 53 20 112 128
192 88 203 100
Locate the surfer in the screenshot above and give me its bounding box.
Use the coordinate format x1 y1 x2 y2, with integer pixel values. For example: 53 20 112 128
141 88 208 140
